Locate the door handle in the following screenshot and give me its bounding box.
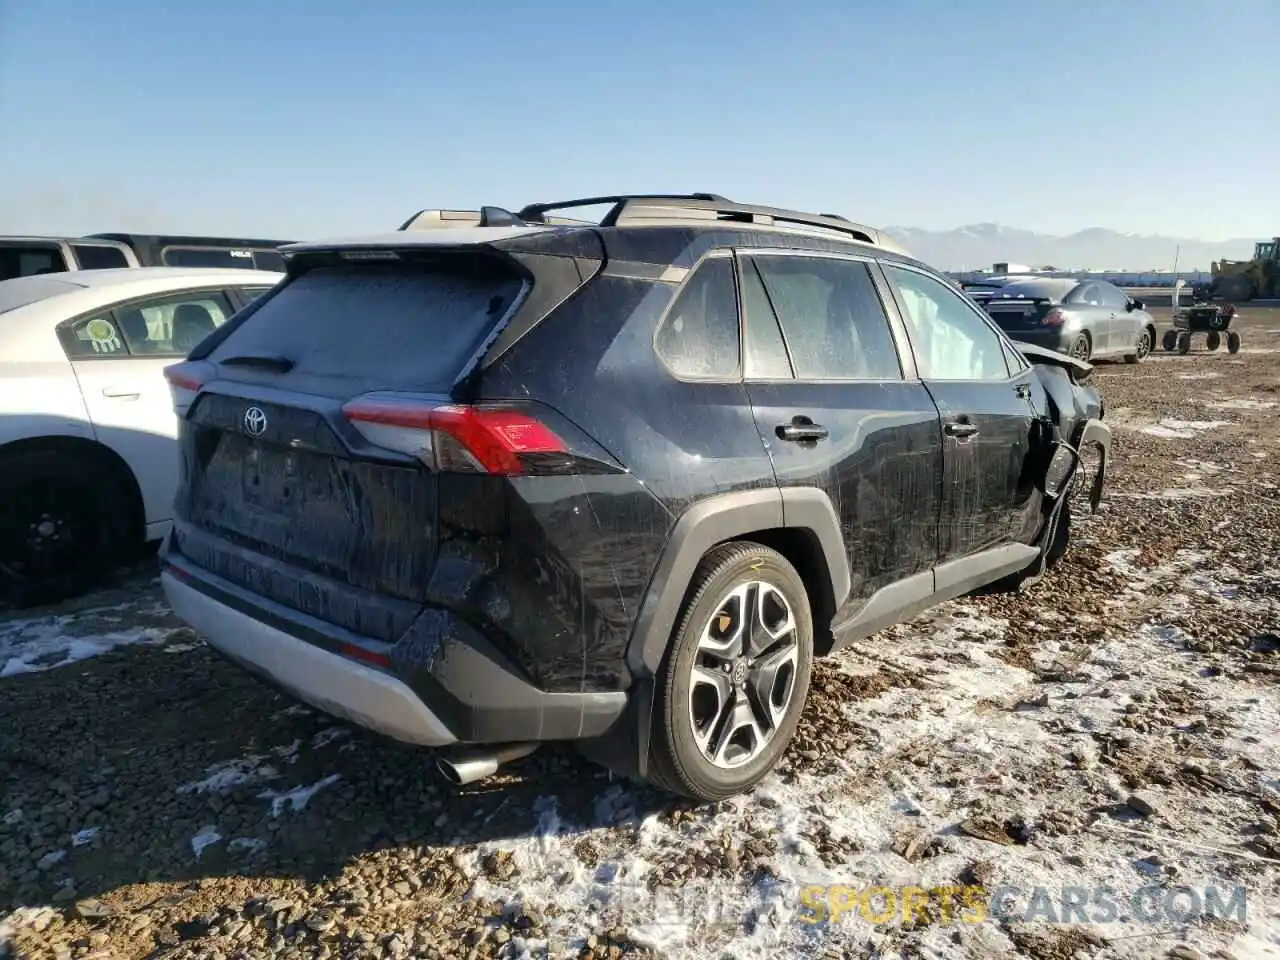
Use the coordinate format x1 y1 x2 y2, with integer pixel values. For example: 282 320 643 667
1014 382 1032 399
102 388 141 400
776 417 829 443
944 421 980 438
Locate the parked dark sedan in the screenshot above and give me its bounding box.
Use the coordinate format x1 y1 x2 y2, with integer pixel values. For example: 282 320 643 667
975 277 1157 363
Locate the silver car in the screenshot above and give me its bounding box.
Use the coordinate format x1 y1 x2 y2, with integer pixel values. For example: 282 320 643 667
975 277 1157 364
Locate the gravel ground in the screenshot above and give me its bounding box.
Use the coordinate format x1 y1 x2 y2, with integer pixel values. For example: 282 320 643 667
2 307 1278 960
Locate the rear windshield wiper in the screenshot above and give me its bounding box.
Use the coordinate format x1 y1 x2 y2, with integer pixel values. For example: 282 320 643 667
219 354 295 373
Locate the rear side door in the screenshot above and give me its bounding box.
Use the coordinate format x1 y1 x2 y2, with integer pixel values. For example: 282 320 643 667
880 262 1041 562
63 289 237 527
736 250 944 619
1095 281 1135 354
1067 282 1113 352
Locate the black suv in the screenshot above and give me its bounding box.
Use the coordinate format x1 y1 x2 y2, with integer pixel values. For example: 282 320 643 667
161 194 1110 801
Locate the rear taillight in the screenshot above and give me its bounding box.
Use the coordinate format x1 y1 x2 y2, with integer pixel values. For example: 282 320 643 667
1042 308 1067 327
164 361 212 412
342 394 567 475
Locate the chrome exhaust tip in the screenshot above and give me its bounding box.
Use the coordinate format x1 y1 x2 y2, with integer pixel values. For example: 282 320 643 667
436 742 539 786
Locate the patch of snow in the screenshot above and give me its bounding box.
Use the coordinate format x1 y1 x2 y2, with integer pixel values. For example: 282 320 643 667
273 739 302 765
228 837 268 855
458 550 1280 957
1138 418 1233 439
177 755 281 795
311 727 351 749
0 618 172 677
1176 372 1222 380
36 850 65 869
71 827 100 847
190 825 222 859
1202 397 1278 411
259 774 341 817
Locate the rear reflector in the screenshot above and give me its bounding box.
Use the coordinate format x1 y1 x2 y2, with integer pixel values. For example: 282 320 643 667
340 642 392 668
342 395 566 475
164 361 212 412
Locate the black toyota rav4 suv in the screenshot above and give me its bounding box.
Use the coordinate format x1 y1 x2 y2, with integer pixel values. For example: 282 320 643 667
161 194 1110 802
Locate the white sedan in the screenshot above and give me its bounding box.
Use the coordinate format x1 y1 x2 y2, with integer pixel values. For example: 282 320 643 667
0 266 283 606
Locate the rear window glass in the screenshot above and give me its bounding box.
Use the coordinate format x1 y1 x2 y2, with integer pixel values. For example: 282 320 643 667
988 279 1075 301
0 244 69 282
252 250 286 272
162 247 259 269
71 244 130 270
209 260 523 391
0 276 84 314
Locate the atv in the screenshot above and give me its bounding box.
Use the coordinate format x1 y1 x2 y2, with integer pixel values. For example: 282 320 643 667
1161 301 1241 355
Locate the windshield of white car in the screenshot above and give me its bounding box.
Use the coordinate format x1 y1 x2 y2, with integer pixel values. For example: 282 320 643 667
0 276 86 315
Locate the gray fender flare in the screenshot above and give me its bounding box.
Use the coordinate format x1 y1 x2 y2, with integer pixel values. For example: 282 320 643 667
1074 418 1112 512
625 487 851 679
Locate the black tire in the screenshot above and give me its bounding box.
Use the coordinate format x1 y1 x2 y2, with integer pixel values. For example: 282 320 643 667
1177 332 1192 355
1161 329 1178 352
647 542 813 801
1124 327 1153 364
1205 331 1221 351
0 451 132 608
1069 332 1092 363
1227 331 1242 354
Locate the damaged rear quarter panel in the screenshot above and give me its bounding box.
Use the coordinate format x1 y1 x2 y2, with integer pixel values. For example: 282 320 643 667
476 254 780 694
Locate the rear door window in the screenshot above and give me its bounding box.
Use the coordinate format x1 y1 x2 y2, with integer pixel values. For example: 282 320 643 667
740 258 793 379
654 256 740 380
161 246 258 269
747 255 902 380
207 258 525 393
0 244 69 281
70 244 131 270
119 292 234 356
884 264 1011 381
1071 283 1102 306
1096 282 1129 309
64 314 129 358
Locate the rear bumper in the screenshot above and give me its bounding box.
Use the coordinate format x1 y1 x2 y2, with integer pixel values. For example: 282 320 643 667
160 541 629 746
163 567 457 746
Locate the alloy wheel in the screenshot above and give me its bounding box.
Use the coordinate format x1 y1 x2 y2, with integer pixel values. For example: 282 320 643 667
687 580 800 769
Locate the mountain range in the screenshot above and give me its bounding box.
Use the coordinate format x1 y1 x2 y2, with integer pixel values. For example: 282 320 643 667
881 223 1258 273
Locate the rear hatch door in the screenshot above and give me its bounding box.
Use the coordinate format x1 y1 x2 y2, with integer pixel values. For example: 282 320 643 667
171 249 530 639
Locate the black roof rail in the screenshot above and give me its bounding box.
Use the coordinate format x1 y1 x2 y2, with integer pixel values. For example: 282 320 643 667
517 194 728 224
398 194 882 246
517 194 878 244
613 198 878 244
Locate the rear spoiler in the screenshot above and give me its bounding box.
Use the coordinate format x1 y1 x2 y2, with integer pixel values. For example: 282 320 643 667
983 296 1053 306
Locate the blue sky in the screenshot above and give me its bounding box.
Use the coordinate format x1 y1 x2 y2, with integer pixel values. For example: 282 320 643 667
1 0 1276 241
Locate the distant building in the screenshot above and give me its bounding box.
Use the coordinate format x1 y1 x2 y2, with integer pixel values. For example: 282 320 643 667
992 261 1033 274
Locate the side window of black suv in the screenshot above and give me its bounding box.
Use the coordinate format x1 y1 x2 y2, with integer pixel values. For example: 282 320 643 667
744 254 902 381
654 256 740 380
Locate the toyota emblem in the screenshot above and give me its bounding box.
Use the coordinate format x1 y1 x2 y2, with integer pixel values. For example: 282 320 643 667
243 406 268 438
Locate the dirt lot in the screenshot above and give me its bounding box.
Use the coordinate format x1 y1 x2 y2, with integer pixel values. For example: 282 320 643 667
2 307 1278 960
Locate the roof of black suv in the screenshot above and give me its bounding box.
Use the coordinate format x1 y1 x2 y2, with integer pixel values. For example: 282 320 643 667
290 193 913 259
